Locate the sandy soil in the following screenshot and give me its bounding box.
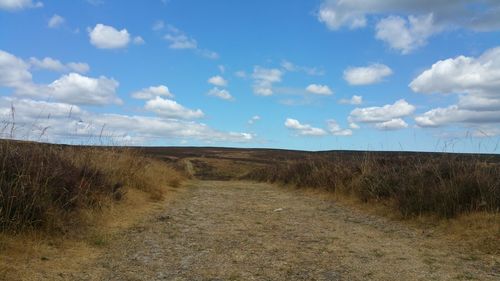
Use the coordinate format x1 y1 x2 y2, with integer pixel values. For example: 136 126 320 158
59 180 500 280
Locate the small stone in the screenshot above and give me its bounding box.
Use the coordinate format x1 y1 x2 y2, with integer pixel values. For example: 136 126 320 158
158 215 171 221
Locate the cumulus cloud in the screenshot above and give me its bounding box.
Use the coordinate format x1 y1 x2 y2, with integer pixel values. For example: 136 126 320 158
145 96 204 119
0 0 42 11
326 120 352 136
349 122 360 129
317 1 500 52
410 47 500 98
1 50 120 106
88 24 131 49
0 49 33 89
48 14 64 28
207 75 228 87
343 63 392 85
131 85 173 100
207 87 233 101
47 73 121 105
317 0 500 32
339 95 362 105
284 118 327 136
350 99 415 122
305 84 333 95
349 99 415 130
375 118 408 130
30 57 89 73
66 62 90 74
252 66 283 96
0 97 252 144
376 14 438 54
411 47 500 127
414 106 500 127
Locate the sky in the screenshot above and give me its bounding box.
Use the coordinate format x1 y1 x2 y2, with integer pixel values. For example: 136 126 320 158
1 0 500 153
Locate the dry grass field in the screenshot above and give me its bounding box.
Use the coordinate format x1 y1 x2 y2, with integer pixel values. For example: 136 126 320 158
1 143 499 280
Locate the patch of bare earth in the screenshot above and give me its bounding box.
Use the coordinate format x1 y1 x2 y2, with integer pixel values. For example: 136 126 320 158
62 181 500 280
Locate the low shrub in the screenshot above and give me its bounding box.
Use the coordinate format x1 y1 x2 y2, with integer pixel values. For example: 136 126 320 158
244 153 500 218
0 141 183 233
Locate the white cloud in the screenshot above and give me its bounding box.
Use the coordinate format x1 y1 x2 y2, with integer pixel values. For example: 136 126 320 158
207 87 233 101
248 115 260 125
88 24 131 49
350 99 415 123
152 20 165 31
410 47 500 99
196 49 219 60
0 0 42 11
207 75 228 87
252 66 283 96
285 118 327 136
415 106 500 128
164 33 197 49
375 14 438 54
47 73 121 105
317 1 500 32
349 99 415 130
343 63 392 85
305 84 333 95
326 119 352 136
0 97 252 144
145 96 204 119
1 50 119 106
66 62 90 74
48 14 64 28
133 36 145 45
375 118 408 130
131 85 173 100
281 60 324 76
339 95 362 105
411 47 500 127
163 25 218 59
30 57 89 73
0 49 33 89
349 122 360 129
317 1 366 30
317 1 500 52
0 53 252 145
30 57 65 71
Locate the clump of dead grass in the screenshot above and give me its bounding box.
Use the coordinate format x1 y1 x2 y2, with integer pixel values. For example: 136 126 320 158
0 140 184 234
244 153 500 219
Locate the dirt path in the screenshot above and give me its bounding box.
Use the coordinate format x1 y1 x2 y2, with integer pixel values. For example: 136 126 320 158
71 181 499 281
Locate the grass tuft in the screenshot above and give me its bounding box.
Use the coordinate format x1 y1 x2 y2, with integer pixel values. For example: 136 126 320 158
0 140 184 233
244 153 500 218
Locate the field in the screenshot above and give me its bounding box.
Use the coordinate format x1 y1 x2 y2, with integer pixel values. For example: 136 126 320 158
1 143 500 280
141 146 500 218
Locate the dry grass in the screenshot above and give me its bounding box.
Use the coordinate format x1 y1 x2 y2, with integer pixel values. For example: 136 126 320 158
244 153 500 219
0 140 186 280
0 140 185 234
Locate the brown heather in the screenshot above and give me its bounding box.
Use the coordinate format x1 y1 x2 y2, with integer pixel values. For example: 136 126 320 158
0 140 184 233
244 153 500 218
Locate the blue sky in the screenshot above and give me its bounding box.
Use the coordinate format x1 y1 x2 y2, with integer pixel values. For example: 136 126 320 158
1 0 499 153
